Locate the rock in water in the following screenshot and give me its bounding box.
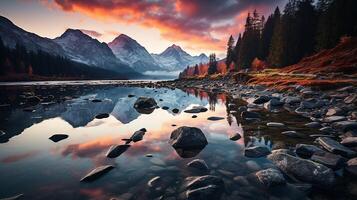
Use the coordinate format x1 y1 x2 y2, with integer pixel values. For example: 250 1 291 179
255 168 286 187
341 137 357 147
268 153 335 187
241 111 260 119
147 176 161 188
0 194 24 200
281 131 305 138
229 133 241 141
345 157 357 176
186 175 224 200
332 121 357 132
187 159 209 171
123 130 146 144
80 165 114 182
49 134 68 142
106 144 130 158
95 113 110 119
267 122 285 127
169 126 207 158
172 108 179 113
316 137 356 158
245 146 271 158
253 96 271 104
207 116 224 121
184 106 208 113
295 144 323 158
133 97 157 114
311 151 346 169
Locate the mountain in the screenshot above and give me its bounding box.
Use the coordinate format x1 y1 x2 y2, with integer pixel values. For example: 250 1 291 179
0 16 65 56
108 34 162 72
151 44 209 71
54 29 136 75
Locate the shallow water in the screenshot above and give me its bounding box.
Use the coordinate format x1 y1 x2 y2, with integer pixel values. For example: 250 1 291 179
0 84 353 199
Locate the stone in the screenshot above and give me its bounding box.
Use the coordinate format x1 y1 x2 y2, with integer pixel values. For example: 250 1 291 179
26 96 41 105
284 96 301 104
147 176 161 188
264 99 284 110
341 137 357 147
272 149 295 156
186 175 224 192
316 137 356 158
267 122 285 127
184 106 208 113
169 126 207 149
319 127 334 133
128 94 135 98
344 94 357 104
95 113 110 119
245 146 271 158
229 133 241 141
106 144 130 158
326 107 344 116
281 131 305 138
207 116 224 121
304 122 321 128
255 168 286 187
332 121 357 132
192 115 197 118
91 99 102 103
0 194 24 200
345 157 357 176
187 159 209 171
49 134 68 143
162 106 169 110
241 111 260 119
186 185 221 200
311 151 346 169
253 96 271 104
268 153 335 187
323 116 346 123
133 97 157 114
172 108 179 113
80 165 114 182
131 130 146 142
295 144 323 158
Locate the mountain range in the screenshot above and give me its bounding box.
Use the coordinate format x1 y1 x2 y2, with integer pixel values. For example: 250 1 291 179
0 15 208 77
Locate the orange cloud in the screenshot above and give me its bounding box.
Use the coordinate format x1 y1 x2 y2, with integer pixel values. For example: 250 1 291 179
52 0 284 54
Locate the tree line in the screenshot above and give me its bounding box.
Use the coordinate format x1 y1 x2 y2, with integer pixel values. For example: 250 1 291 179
0 37 123 79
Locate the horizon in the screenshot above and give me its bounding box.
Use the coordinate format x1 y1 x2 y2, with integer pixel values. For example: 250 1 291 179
0 0 286 57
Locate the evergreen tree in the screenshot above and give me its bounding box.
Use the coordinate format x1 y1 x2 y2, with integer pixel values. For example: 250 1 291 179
233 33 242 71
208 54 218 75
225 35 235 70
260 7 280 61
194 64 199 75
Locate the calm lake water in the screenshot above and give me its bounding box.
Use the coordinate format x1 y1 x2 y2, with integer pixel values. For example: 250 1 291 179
0 83 353 200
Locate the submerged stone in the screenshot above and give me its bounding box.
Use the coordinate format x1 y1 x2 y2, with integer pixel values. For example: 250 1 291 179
80 165 114 182
49 134 68 143
255 168 286 187
245 146 271 158
106 144 130 158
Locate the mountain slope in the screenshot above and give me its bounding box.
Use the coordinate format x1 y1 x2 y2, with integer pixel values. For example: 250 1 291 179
108 34 162 72
152 44 208 71
54 29 137 75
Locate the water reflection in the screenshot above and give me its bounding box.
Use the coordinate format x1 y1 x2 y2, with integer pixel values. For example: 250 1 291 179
0 85 331 199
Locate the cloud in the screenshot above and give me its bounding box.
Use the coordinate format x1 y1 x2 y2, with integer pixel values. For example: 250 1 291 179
79 29 102 38
52 0 284 53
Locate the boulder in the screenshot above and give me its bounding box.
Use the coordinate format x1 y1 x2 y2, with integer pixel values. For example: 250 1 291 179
169 126 207 149
187 159 209 171
49 134 68 143
80 165 114 182
311 151 346 169
341 137 357 147
255 168 286 187
295 144 323 158
133 97 157 114
253 96 271 104
268 153 335 187
184 106 208 113
316 137 357 158
245 146 271 158
106 144 130 158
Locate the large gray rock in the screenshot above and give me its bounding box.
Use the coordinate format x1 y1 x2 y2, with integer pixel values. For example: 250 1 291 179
255 168 286 187
268 153 335 187
311 151 346 169
80 165 114 182
169 126 207 149
316 137 356 158
245 146 271 158
133 97 157 114
295 144 323 158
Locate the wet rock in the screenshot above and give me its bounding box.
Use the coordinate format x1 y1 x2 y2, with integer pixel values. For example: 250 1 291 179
245 146 271 158
80 165 114 182
326 107 345 116
311 151 346 169
172 108 179 113
305 122 321 128
229 133 241 141
344 94 357 104
169 126 207 158
134 97 157 114
26 96 41 106
284 96 301 104
95 113 110 119
49 134 68 143
186 175 224 200
281 131 305 138
184 106 208 113
332 121 357 132
162 106 169 110
267 122 285 127
264 99 284 110
147 176 161 188
268 153 335 187
0 194 24 200
192 115 197 118
341 137 357 147
130 130 146 143
255 168 286 187
106 144 130 158
295 144 323 158
323 116 346 123
316 137 357 158
292 183 312 194
91 99 102 103
241 111 260 119
0 130 5 137
128 94 135 98
187 159 209 171
271 149 295 156
319 126 334 133
337 86 354 92
207 116 224 121
345 157 357 176
253 96 271 104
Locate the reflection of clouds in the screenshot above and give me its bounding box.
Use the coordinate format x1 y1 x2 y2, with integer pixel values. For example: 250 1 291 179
1 151 38 163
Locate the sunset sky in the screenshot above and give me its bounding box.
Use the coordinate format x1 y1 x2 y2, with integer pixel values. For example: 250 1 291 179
0 0 286 57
